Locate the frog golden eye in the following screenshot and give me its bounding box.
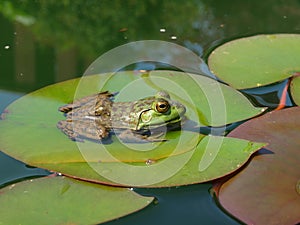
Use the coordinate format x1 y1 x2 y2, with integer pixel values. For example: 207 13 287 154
156 100 170 113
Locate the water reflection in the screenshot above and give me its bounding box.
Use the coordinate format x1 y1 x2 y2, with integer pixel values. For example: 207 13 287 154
0 0 299 94
0 0 224 91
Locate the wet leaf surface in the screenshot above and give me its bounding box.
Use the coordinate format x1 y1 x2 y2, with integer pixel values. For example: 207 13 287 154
208 34 300 89
0 176 153 225
214 107 300 225
0 71 265 187
38 136 264 187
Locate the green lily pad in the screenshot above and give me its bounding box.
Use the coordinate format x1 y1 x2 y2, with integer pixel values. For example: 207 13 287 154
0 176 154 225
38 136 264 187
69 70 265 126
290 75 300 105
214 107 300 225
0 71 265 187
208 34 300 89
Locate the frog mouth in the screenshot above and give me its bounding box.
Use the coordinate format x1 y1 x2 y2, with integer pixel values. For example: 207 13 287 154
136 108 186 131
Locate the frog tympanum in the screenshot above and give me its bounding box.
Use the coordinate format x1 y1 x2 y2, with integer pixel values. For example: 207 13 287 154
57 90 186 143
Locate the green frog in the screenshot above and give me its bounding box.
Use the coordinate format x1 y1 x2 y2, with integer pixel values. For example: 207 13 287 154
57 90 186 143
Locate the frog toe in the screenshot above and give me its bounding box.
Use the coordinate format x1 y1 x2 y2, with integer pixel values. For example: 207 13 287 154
57 120 82 142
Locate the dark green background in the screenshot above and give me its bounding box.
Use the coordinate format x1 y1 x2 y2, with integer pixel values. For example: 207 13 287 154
1 1 299 224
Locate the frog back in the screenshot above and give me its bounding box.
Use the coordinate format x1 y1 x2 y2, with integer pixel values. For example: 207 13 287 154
111 97 154 130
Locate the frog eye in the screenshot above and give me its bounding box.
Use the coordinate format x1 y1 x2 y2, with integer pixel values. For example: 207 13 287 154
156 100 170 113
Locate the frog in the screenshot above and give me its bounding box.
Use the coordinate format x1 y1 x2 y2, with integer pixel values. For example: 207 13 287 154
57 90 186 143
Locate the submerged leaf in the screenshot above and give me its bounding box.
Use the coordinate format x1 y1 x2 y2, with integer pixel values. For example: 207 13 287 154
208 34 300 89
0 176 153 225
214 107 300 225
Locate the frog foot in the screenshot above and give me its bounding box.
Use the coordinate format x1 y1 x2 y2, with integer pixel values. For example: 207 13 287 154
57 120 84 142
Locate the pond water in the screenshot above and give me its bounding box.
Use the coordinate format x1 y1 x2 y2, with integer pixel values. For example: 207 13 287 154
0 1 299 224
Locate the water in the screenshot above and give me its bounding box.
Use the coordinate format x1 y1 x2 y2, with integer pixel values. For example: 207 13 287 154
0 1 299 224
108 184 240 225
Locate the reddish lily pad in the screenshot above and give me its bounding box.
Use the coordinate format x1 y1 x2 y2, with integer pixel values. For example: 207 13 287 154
214 107 300 225
0 176 153 225
208 34 300 89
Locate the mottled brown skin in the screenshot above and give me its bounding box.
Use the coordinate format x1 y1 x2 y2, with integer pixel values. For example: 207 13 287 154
57 91 186 143
57 91 114 141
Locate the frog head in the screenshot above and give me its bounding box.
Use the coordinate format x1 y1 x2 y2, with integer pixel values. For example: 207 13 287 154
134 91 186 130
